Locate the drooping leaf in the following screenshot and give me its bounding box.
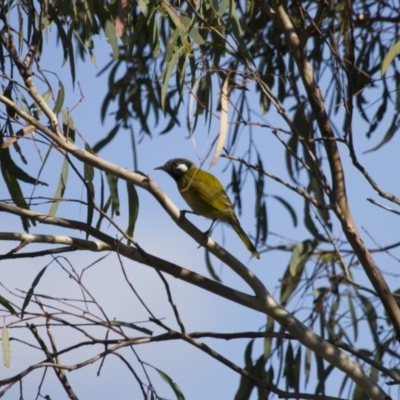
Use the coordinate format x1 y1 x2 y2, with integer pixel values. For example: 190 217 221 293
2 325 10 368
21 266 48 318
104 19 119 59
210 76 229 167
0 295 17 315
234 340 255 400
154 367 185 400
92 124 121 154
53 79 65 114
364 114 399 153
106 172 120 216
0 151 31 231
381 39 400 76
204 249 221 282
125 181 139 243
271 195 297 227
281 239 319 305
359 295 379 346
49 156 69 217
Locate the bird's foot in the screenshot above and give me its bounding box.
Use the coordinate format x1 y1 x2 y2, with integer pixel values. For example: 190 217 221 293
197 229 211 249
179 209 196 221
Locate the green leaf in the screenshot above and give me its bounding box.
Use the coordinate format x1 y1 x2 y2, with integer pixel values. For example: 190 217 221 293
21 266 48 318
104 19 119 59
67 26 76 85
235 340 255 400
125 182 139 243
364 114 399 153
281 239 319 305
285 135 300 182
137 0 149 16
0 142 32 231
49 157 69 217
161 45 182 110
2 325 10 368
54 16 69 66
381 39 400 76
53 79 65 114
0 295 17 315
165 28 180 63
359 295 379 346
1 156 47 187
347 293 358 342
284 342 294 383
204 249 221 282
92 124 120 154
62 109 76 140
271 195 297 227
304 347 312 387
303 199 323 239
164 4 186 35
106 172 120 216
84 143 95 182
154 368 185 400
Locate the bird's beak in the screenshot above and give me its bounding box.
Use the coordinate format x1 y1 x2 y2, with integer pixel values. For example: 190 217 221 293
154 165 166 171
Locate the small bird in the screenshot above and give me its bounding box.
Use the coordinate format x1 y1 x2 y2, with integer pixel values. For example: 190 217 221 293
155 158 260 259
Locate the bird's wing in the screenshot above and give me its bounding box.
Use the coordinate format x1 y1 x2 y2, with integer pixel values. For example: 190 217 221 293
179 169 237 221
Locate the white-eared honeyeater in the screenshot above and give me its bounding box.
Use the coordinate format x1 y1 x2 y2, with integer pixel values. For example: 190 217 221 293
155 158 260 259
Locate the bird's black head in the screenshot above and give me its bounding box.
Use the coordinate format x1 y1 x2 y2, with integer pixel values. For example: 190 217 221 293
155 158 194 182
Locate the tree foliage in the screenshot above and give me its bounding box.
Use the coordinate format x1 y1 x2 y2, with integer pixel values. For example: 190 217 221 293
1 0 400 399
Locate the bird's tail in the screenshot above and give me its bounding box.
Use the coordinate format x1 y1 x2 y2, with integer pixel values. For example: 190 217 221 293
231 220 260 259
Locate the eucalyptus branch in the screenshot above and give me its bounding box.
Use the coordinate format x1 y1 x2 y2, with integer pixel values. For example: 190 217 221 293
0 30 59 133
0 201 387 398
0 92 267 296
349 150 400 206
28 323 79 400
334 338 400 384
265 0 400 348
176 325 346 400
0 203 267 311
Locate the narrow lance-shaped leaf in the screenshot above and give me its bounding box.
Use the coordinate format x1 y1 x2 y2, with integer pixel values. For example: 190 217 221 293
381 39 400 76
92 124 120 154
2 325 10 368
49 156 69 217
106 172 120 216
364 113 400 153
347 292 358 342
210 75 229 167
284 342 294 389
104 19 119 59
125 181 139 243
53 79 65 114
21 266 48 318
359 295 379 346
235 339 255 400
161 45 182 110
154 367 185 400
280 239 319 306
0 295 17 315
271 195 297 227
204 249 221 282
0 148 32 231
1 155 47 186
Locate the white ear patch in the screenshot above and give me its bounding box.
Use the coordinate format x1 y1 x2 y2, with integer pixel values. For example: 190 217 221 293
176 163 189 173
